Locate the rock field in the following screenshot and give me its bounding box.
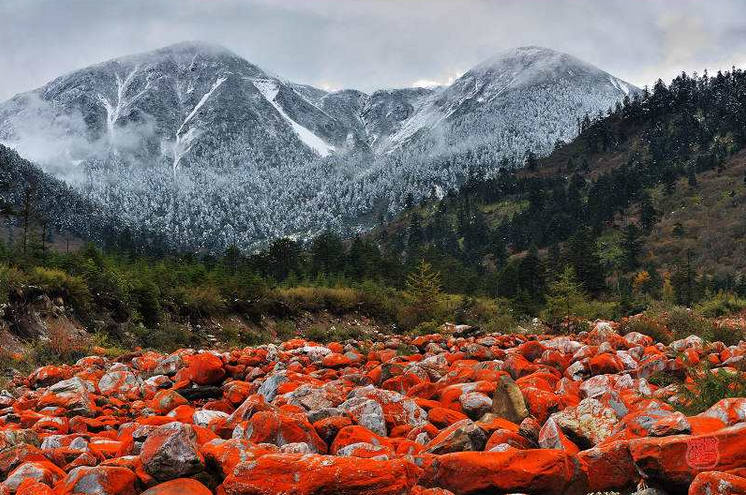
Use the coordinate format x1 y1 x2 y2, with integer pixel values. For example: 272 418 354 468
1 321 746 494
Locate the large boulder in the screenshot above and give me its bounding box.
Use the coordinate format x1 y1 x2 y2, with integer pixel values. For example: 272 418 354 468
221 453 421 495
425 419 487 454
420 449 588 495
491 376 529 423
551 397 619 447
37 377 95 417
629 423 746 490
140 478 212 495
140 422 205 481
53 466 137 495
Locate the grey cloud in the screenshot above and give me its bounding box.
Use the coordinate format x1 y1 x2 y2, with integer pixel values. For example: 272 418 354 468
1 0 746 101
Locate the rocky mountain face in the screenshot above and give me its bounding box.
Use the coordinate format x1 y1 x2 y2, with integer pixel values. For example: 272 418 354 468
0 42 637 251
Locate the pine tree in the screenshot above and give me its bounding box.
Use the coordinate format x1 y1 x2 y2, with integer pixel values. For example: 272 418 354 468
405 260 443 321
621 223 643 272
639 193 658 232
543 266 588 323
567 228 606 294
518 245 545 297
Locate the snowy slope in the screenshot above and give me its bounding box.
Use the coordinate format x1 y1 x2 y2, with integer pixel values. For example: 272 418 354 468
0 42 638 251
252 79 335 157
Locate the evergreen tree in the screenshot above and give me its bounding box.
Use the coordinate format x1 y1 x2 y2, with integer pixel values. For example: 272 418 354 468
311 232 345 275
639 193 658 232
267 238 302 281
621 223 643 272
518 245 545 297
567 228 606 294
404 260 443 323
543 266 588 322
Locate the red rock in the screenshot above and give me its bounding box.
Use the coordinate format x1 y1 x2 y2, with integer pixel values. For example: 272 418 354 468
222 381 253 405
629 423 746 489
179 353 226 386
523 387 562 424
537 418 579 454
149 390 189 415
140 422 205 481
14 480 53 495
140 478 212 495
53 466 137 495
222 453 421 495
588 353 624 375
420 449 588 495
313 416 353 445
690 471 746 495
484 429 533 451
200 439 276 477
2 461 65 493
425 419 487 454
330 425 391 454
0 444 47 477
321 353 352 369
242 410 326 453
578 440 637 492
698 397 746 426
428 407 468 428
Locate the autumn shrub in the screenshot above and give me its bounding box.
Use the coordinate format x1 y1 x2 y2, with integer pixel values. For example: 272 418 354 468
28 318 90 364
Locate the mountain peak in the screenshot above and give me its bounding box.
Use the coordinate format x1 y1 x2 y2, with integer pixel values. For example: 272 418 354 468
153 40 236 57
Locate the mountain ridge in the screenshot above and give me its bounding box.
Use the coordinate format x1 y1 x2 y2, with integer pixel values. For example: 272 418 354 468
0 42 638 251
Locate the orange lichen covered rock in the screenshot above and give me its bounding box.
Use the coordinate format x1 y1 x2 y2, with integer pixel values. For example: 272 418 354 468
221 453 421 495
140 422 205 481
0 323 744 494
53 465 137 495
139 478 213 495
420 449 588 495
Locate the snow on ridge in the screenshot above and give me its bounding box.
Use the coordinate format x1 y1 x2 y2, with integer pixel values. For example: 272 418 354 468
252 79 335 157
172 76 227 173
608 76 632 96
179 76 227 134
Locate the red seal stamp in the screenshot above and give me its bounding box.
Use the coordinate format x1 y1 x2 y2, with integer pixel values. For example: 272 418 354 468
686 436 720 470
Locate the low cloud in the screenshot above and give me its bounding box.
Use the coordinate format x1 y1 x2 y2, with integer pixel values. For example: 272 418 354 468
1 0 746 100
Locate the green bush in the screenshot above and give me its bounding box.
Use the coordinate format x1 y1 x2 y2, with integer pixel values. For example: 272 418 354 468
133 320 194 352
696 291 746 317
677 367 746 415
619 315 672 343
29 267 91 317
708 322 745 346
0 264 26 305
178 285 225 318
665 307 714 341
411 320 442 336
132 281 162 328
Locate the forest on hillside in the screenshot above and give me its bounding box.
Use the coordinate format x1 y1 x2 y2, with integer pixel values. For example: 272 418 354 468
1 67 746 361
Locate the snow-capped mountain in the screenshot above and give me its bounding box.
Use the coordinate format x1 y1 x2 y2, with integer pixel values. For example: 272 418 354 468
0 42 638 251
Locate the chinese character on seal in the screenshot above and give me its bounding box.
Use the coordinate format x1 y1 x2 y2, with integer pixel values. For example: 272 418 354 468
686 436 719 470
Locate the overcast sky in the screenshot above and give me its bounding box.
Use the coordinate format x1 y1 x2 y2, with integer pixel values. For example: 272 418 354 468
2 0 746 101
